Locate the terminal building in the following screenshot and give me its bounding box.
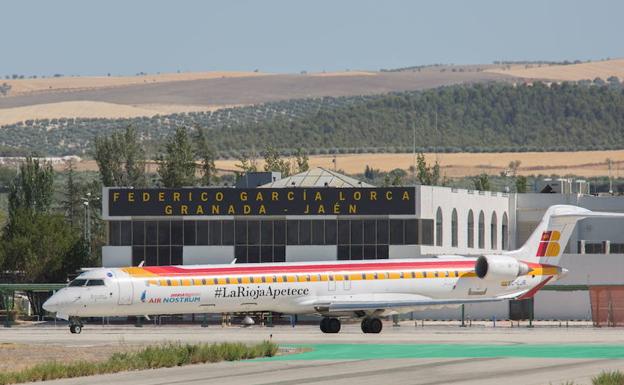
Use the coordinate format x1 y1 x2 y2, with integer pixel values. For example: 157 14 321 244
101 167 624 324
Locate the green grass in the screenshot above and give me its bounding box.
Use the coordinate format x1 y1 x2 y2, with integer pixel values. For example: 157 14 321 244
0 341 277 385
593 371 624 385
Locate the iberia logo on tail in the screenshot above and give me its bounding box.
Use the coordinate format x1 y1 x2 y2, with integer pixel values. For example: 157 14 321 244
536 231 561 257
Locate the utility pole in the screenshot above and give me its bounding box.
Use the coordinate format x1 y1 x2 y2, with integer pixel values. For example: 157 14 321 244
82 192 92 253
412 121 416 185
607 158 613 194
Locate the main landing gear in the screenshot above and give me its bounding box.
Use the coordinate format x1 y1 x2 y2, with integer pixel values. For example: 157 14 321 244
320 317 341 333
319 317 383 333
361 317 382 334
69 317 83 334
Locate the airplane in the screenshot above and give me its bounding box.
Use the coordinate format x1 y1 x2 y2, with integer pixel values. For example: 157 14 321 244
43 205 624 334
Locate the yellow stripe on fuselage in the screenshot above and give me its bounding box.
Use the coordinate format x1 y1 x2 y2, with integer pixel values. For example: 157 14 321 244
122 267 159 277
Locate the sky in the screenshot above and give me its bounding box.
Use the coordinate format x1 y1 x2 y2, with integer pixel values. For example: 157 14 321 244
1 0 622 76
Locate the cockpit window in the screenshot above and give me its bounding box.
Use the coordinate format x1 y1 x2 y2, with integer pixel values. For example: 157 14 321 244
86 279 105 286
69 279 87 287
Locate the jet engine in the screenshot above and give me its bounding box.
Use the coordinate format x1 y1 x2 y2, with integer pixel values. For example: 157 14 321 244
475 255 529 281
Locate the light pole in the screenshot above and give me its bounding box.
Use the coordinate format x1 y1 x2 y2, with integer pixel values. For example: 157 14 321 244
82 192 92 253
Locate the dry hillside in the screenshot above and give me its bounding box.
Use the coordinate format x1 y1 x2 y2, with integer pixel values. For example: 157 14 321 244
487 59 624 81
2 71 269 96
0 69 509 126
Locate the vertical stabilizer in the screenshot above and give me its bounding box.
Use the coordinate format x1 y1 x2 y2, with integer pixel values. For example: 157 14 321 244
504 205 624 265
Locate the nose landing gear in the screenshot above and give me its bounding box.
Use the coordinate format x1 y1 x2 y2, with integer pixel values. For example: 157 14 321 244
69 317 83 334
319 317 341 333
361 317 382 333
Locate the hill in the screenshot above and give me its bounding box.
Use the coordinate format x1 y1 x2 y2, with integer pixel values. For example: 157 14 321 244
0 82 623 157
487 59 624 82
1 71 268 96
0 69 509 125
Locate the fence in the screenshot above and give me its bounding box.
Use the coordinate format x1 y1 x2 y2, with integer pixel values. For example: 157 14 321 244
589 285 624 326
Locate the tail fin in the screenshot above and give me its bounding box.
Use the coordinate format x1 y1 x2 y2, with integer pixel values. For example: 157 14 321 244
505 205 624 265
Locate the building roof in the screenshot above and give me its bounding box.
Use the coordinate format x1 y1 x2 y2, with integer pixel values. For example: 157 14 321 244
259 167 373 188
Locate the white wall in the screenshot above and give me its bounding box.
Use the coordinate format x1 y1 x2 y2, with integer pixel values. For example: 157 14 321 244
389 245 420 259
183 246 235 265
534 291 592 320
286 245 337 262
555 253 624 286
418 186 512 256
102 246 132 267
516 194 624 247
412 301 509 321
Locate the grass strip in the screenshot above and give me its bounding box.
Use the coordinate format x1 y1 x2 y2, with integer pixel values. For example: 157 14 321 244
0 341 277 385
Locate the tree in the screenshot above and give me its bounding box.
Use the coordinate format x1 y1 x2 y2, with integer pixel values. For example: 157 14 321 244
8 157 54 217
2 209 80 282
157 126 196 187
0 82 11 96
294 148 309 173
235 151 259 173
1 158 94 314
1 208 91 314
194 127 217 186
364 165 380 180
263 146 291 176
473 173 491 191
515 175 528 193
62 159 83 229
508 160 521 177
94 125 146 187
389 168 407 186
416 153 441 185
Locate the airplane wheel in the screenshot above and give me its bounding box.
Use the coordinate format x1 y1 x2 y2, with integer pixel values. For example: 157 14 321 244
369 318 382 334
327 318 341 333
69 324 82 334
361 318 372 333
320 318 329 333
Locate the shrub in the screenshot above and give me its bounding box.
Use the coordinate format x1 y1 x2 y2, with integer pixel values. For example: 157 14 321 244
592 370 624 385
0 341 277 385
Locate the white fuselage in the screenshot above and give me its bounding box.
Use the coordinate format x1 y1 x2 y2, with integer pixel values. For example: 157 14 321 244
43 258 551 319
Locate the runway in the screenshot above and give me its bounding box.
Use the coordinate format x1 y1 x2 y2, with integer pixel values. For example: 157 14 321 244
2 322 622 385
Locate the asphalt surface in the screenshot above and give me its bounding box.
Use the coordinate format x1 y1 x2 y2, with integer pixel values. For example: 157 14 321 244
2 322 622 385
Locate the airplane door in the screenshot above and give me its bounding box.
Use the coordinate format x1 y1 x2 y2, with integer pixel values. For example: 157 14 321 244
117 279 133 305
343 279 351 291
328 275 336 291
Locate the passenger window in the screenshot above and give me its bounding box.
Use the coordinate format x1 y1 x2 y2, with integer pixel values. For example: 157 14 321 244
69 279 87 287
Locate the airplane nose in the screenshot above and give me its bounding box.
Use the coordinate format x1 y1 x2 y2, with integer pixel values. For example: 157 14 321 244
43 295 59 313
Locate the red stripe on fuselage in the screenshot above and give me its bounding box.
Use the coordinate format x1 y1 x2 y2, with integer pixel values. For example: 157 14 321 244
142 260 479 276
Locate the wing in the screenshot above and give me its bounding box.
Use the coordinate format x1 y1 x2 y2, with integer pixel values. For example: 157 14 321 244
306 292 524 314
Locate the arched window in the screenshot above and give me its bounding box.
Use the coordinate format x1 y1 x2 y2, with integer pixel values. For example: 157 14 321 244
491 212 498 249
435 207 443 246
502 212 509 250
451 209 458 247
478 211 485 249
467 210 474 248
